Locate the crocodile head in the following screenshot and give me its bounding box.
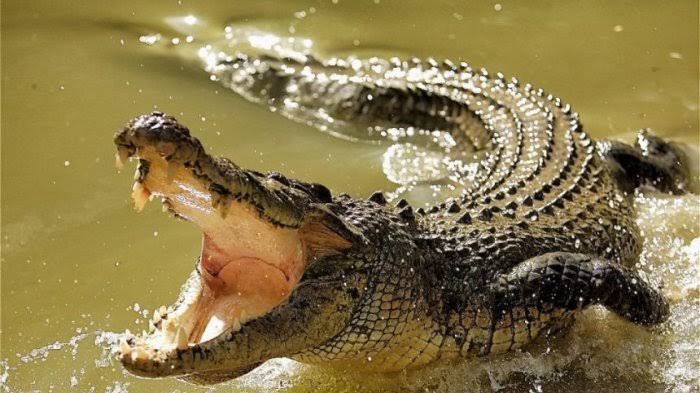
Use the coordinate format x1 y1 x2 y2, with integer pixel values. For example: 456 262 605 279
114 112 369 383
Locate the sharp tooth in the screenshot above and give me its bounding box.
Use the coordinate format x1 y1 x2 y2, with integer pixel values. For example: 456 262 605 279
217 204 231 219
119 337 132 355
158 305 167 317
211 191 222 209
115 153 125 170
163 318 179 341
175 326 189 349
131 347 148 362
115 149 130 170
152 311 162 324
214 197 231 219
161 199 175 214
132 182 151 212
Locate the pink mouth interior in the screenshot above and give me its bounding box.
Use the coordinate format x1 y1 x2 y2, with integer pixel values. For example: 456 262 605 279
135 147 307 344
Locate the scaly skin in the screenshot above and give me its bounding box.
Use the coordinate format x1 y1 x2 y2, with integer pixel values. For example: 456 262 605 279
115 54 688 384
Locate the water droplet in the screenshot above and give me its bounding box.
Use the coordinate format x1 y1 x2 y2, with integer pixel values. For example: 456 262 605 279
183 15 198 25
138 34 161 45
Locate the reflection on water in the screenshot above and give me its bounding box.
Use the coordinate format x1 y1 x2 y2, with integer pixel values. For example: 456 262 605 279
1 0 698 391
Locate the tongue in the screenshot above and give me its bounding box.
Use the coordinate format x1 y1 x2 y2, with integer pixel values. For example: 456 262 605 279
191 235 300 344
189 260 293 343
199 234 292 295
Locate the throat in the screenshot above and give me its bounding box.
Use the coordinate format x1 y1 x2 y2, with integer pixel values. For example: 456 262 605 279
191 234 305 343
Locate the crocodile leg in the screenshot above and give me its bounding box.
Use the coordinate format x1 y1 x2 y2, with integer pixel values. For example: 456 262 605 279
599 129 690 194
491 252 669 326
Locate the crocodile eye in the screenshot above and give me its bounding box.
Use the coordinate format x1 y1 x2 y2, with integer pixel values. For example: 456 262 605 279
307 183 332 203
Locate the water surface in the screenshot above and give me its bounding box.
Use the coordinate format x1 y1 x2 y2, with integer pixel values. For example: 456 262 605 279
1 1 698 392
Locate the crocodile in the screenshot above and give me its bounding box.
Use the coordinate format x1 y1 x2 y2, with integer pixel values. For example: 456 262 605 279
114 53 690 385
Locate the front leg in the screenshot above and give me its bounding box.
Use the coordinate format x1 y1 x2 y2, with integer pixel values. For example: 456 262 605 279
491 252 669 326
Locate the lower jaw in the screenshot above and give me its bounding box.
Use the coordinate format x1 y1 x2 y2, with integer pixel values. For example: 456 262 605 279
121 255 294 363
126 271 208 354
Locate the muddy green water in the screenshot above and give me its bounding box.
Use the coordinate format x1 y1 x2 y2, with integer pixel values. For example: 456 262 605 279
1 1 699 392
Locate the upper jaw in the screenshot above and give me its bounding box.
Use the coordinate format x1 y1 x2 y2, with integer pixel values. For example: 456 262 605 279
115 111 309 228
114 111 365 245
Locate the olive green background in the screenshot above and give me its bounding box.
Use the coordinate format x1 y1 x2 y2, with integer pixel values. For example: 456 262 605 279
1 1 698 391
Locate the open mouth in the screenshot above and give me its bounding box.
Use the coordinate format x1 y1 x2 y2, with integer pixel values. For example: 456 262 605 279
123 143 306 346
114 112 357 378
114 114 314 374
118 144 307 362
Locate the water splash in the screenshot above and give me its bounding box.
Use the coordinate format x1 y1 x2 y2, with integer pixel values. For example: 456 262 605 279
2 330 128 392
17 333 88 364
